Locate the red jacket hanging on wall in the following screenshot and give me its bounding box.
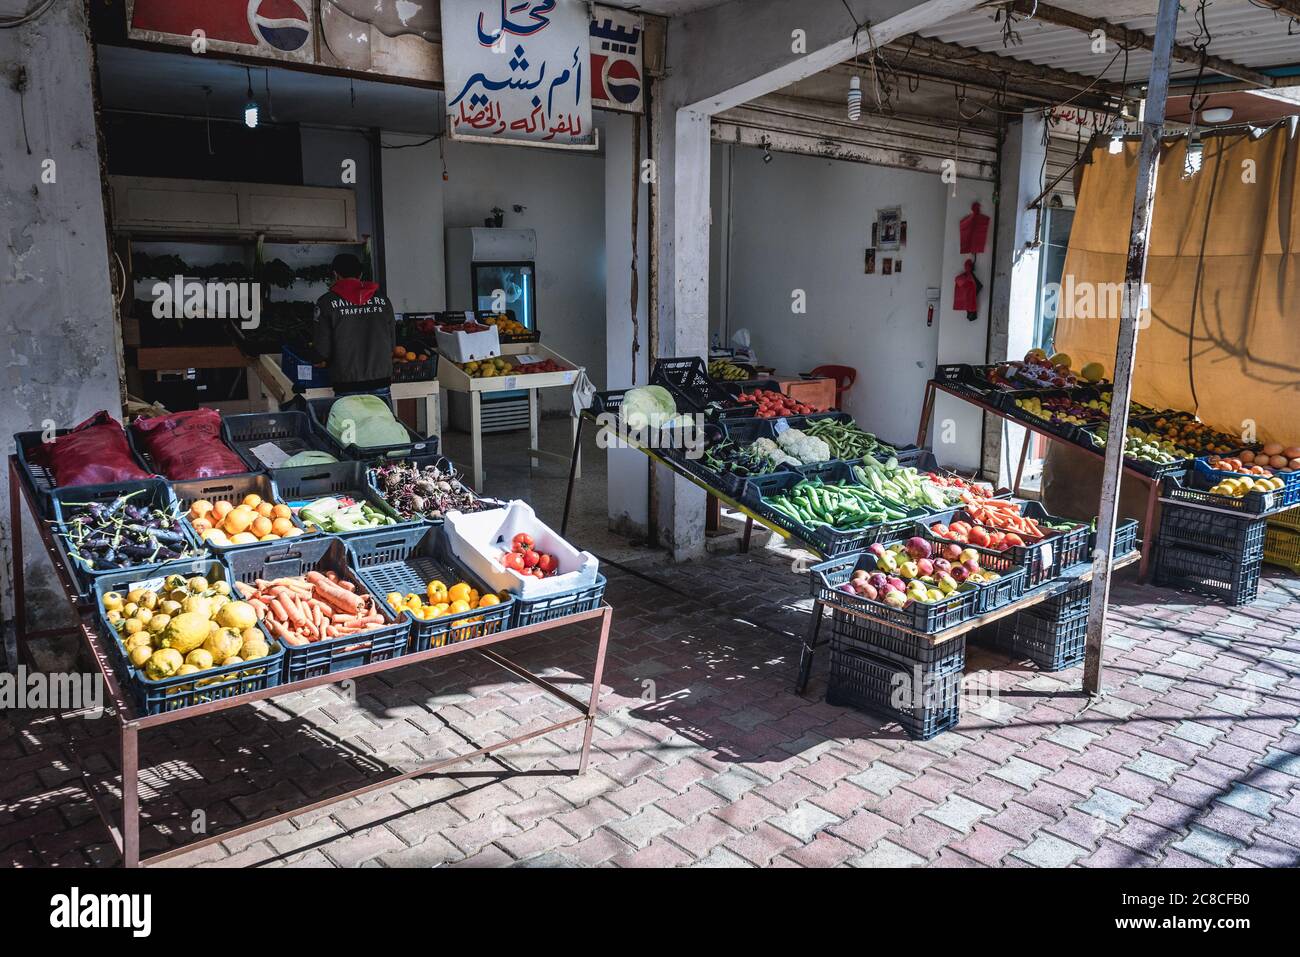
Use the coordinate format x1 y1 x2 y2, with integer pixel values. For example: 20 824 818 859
959 202 990 254
953 259 982 320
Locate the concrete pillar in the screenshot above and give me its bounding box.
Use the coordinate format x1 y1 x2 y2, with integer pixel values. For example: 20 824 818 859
1 0 119 645
984 113 1047 487
604 112 651 538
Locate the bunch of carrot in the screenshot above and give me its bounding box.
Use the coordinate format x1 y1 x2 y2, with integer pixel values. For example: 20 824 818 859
959 493 1045 539
234 570 387 646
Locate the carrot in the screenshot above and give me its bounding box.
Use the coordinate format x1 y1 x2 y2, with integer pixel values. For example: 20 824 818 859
234 581 257 598
307 575 365 615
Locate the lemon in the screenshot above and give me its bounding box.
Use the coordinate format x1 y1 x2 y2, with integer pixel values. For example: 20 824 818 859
160 612 212 655
215 600 258 632
144 648 184 680
129 646 153 668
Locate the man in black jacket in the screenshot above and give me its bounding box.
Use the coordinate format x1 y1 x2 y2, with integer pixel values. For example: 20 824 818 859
312 254 397 399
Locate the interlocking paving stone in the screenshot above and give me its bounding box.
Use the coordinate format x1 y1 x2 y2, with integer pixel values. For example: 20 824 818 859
1045 725 1101 752
1012 833 1089 868
1075 788 1143 827
1125 751 1188 783
769 802 841 843
922 795 995 834
1172 825 1245 867
1214 783 1280 820
988 757 1051 789
848 761 912 797
849 839 926 868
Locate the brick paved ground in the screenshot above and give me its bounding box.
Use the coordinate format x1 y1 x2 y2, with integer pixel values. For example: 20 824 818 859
3 546 1299 868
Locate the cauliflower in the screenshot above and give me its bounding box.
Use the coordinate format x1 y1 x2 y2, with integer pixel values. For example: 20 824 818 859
776 429 832 465
751 437 800 469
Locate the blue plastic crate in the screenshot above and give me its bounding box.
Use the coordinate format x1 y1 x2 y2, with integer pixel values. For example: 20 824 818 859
224 536 411 681
281 345 331 390
51 480 204 597
511 576 607 628
1193 456 1300 509
90 557 285 715
347 525 515 652
295 395 436 462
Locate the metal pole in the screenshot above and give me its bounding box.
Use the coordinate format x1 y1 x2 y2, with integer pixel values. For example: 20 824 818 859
1083 0 1180 695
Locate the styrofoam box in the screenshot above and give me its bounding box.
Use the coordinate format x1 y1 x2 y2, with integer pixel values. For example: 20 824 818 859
444 500 599 599
437 324 501 363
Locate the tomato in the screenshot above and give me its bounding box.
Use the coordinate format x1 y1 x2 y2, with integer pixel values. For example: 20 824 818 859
522 549 540 568
537 553 557 573
503 552 526 572
512 532 534 551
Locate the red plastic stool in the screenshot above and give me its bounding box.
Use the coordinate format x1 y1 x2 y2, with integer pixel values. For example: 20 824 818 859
807 365 857 408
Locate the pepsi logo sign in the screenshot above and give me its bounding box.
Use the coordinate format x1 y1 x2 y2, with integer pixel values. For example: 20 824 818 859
248 0 310 53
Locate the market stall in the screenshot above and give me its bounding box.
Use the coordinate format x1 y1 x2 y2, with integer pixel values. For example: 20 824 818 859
8 404 612 867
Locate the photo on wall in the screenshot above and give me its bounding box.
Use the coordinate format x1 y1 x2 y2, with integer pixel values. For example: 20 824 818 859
876 207 902 250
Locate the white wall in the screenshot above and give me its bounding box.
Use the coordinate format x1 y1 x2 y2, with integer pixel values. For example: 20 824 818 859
714 146 986 459
380 133 446 312
441 138 607 406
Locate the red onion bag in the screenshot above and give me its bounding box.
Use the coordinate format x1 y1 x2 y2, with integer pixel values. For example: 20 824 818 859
37 411 151 487
131 408 247 481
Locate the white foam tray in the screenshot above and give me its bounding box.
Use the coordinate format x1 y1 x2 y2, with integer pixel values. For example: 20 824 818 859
444 500 598 600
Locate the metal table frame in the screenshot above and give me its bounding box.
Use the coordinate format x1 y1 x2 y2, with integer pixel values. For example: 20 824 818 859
8 456 611 868
918 379 1163 580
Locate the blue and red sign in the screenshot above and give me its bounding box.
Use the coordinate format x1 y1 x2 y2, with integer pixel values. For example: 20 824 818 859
129 0 312 60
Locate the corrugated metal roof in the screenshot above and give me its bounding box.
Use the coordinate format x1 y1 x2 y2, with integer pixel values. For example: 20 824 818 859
923 1 1300 86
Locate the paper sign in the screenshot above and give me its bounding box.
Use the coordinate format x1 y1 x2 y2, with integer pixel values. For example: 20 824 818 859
1041 542 1054 571
514 354 542 365
297 364 313 381
505 377 518 390
249 442 292 469
773 418 790 435
127 575 168 594
442 0 596 148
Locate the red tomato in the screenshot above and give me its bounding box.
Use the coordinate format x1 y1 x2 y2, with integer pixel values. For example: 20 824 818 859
522 549 540 568
512 532 534 551
503 552 527 572
537 553 557 573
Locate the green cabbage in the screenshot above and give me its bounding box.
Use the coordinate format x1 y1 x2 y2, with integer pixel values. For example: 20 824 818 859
327 395 411 449
282 450 337 468
621 385 686 430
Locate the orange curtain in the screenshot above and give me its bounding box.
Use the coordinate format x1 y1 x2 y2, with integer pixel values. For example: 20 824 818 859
1055 127 1300 445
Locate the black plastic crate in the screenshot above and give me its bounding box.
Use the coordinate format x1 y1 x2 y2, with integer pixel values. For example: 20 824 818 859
224 536 411 681
587 390 625 417
1076 424 1193 480
1083 517 1140 561
296 395 435 461
347 525 514 652
921 504 1085 587
1158 504 1266 561
391 338 437 383
1161 469 1288 518
743 463 926 557
810 551 982 634
826 645 962 740
90 558 285 715
828 609 967 673
14 427 153 518
993 609 1087 671
221 410 339 472
651 356 760 420
512 576 608 628
51 480 203 597
934 364 995 399
1027 579 1091 625
171 471 315 553
271 460 413 538
1153 543 1262 607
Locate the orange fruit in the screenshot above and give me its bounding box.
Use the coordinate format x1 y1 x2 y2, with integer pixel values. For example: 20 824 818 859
212 500 234 519
242 493 262 508
190 499 214 518
224 507 254 535
257 501 274 518
271 503 292 520
271 517 294 536
251 516 273 537
191 517 212 535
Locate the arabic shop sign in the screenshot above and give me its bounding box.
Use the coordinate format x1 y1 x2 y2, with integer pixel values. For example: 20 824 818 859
441 0 596 149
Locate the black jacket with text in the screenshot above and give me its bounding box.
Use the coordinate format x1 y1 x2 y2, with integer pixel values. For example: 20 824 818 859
312 279 397 393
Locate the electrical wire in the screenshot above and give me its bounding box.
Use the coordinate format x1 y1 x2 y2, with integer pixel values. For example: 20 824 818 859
0 0 56 29
1187 0 1214 116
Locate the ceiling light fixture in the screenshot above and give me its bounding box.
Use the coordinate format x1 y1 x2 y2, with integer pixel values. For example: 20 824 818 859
1200 106 1234 124
1108 123 1125 154
1184 127 1203 177
847 75 862 121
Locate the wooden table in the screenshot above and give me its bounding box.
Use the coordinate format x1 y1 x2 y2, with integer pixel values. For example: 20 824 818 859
250 353 442 446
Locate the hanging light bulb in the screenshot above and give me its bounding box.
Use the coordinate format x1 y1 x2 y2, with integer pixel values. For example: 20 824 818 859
243 68 259 129
847 75 862 121
1184 126 1203 177
1108 123 1125 154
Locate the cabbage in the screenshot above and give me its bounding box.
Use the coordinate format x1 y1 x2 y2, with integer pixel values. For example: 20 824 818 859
327 395 410 449
281 450 337 468
621 385 683 430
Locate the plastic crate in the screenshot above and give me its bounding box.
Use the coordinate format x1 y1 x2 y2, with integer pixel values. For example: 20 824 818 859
1158 505 1266 561
51 480 203 597
1269 507 1300 533
587 390 625 418
1162 469 1288 517
810 551 982 634
510 576 607 628
993 609 1087 671
934 364 996 400
391 338 437 383
826 645 962 740
125 424 249 482
347 525 515 652
281 345 331 390
743 463 927 557
296 395 435 461
828 609 966 673
1264 525 1300 573
171 471 314 552
90 558 284 715
1027 579 1091 625
930 503 1088 586
1192 457 1300 509
651 356 760 420
1076 425 1194 480
222 410 340 472
1153 543 1262 606
224 536 411 681
270 460 412 538
14 427 153 518
364 453 500 523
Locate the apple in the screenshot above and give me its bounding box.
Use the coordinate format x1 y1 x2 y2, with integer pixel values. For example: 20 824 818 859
854 582 878 601
942 543 962 561
959 548 979 564
867 572 888 591
868 542 886 558
876 551 899 573
951 565 969 583
916 558 934 577
886 576 906 593
932 558 951 574
905 537 932 560
899 560 920 580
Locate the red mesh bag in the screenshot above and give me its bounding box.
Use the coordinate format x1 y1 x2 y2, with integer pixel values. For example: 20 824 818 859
36 411 152 487
131 408 247 481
